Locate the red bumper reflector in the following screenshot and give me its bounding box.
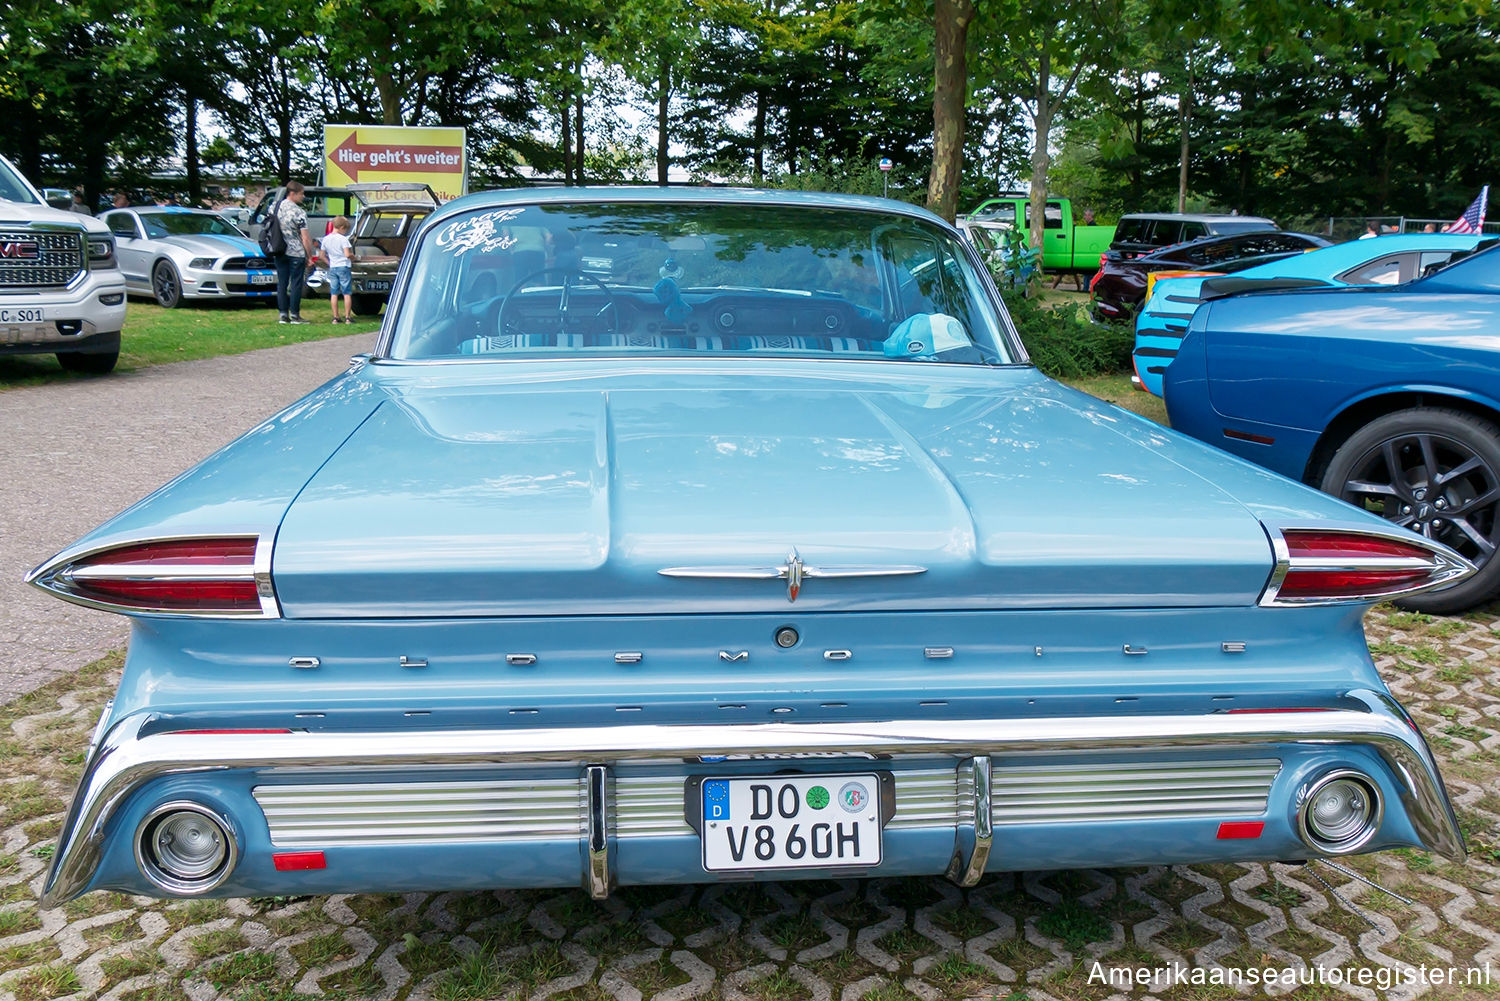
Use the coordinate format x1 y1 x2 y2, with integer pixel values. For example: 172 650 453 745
1225 707 1332 715
1216 821 1264 840
273 851 326 871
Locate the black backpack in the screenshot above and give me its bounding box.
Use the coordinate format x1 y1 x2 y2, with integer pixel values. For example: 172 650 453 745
258 198 287 256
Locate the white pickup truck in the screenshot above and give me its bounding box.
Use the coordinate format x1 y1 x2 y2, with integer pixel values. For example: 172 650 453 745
0 155 127 373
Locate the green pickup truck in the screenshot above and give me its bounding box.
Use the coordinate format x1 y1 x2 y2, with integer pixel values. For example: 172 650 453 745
964 195 1115 276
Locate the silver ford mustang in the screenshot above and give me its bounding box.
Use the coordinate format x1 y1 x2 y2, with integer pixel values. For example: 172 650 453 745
99 207 277 308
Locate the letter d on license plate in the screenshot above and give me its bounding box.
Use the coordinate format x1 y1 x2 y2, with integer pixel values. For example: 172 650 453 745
700 774 881 872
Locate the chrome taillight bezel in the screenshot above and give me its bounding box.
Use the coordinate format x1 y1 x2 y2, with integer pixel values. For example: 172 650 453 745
1259 525 1475 607
134 801 239 895
25 534 280 619
1294 768 1384 855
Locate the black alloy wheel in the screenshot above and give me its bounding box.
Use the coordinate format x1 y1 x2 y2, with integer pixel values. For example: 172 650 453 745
1320 407 1500 613
153 260 182 308
350 294 383 317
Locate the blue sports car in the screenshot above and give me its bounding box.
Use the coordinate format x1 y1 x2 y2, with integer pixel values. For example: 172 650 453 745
1133 234 1492 397
1166 240 1500 613
29 189 1469 906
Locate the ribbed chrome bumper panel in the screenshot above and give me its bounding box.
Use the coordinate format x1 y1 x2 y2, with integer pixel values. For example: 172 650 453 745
991 759 1281 824
254 759 1282 847
42 690 1465 906
253 780 586 847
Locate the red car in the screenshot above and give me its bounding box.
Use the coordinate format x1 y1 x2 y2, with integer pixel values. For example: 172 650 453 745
1091 230 1330 321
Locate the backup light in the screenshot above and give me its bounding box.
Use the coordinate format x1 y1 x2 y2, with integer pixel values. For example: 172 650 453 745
1260 528 1473 606
25 536 278 617
1297 770 1381 855
136 803 237 894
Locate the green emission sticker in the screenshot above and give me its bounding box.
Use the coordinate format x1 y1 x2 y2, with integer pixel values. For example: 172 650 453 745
806 785 830 810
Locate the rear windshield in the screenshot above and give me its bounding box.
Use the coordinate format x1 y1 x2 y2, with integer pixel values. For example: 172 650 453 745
1205 220 1279 235
388 202 1012 365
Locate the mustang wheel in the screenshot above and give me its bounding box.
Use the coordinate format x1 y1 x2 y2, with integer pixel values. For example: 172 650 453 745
152 261 182 308
1320 407 1500 613
56 350 119 375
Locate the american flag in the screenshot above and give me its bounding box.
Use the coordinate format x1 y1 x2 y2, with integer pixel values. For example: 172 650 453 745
1442 186 1489 234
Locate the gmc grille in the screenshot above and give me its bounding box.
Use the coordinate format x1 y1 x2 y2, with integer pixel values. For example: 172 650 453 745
0 230 85 288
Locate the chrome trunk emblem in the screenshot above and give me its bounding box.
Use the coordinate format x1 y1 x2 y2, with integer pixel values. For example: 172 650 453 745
660 548 926 603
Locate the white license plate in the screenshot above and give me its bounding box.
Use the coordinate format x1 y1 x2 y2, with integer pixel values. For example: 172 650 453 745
359 280 391 292
700 774 881 872
0 308 44 324
248 274 275 285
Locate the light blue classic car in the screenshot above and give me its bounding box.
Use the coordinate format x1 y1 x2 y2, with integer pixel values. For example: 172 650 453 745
1132 234 1492 397
29 189 1470 905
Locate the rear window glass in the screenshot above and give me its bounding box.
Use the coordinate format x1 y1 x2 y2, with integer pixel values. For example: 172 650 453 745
1339 255 1406 285
387 202 1012 366
1112 218 1154 245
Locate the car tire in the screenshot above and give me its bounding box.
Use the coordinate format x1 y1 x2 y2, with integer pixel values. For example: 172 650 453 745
153 260 183 308
350 294 383 317
57 350 119 375
1319 407 1500 614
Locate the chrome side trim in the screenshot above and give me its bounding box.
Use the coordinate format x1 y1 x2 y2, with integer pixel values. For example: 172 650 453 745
584 765 612 899
946 756 992 887
41 691 1465 906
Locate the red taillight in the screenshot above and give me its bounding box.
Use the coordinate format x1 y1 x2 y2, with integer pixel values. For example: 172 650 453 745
1262 528 1473 606
26 535 276 617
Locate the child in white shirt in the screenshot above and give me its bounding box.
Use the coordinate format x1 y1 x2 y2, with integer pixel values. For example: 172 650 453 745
319 217 355 323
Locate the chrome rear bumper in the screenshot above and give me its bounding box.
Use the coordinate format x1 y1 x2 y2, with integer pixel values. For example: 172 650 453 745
43 688 1463 907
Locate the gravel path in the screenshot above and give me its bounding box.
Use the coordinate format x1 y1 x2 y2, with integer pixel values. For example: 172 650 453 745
0 332 377 704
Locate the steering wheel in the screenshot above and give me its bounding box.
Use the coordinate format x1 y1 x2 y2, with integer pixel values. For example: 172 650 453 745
496 267 619 337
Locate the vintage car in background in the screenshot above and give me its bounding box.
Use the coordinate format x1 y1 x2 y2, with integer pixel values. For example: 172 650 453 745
1133 234 1493 397
330 182 439 316
0 152 126 373
1091 230 1330 321
1165 240 1500 613
30 188 1469 907
100 206 276 308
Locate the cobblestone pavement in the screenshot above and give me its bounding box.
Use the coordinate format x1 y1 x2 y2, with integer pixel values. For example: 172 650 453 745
0 331 377 705
0 607 1495 1001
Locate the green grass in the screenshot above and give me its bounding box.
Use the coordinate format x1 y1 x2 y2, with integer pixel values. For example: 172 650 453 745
1063 372 1170 426
0 300 376 389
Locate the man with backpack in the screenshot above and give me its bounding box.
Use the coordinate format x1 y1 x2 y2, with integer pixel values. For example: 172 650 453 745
261 181 318 324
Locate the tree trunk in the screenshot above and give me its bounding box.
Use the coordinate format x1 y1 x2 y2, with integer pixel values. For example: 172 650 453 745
560 100 573 185
574 88 585 185
752 90 767 184
185 94 201 204
926 0 975 223
1177 56 1193 213
657 52 670 186
375 73 402 125
1028 36 1053 250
